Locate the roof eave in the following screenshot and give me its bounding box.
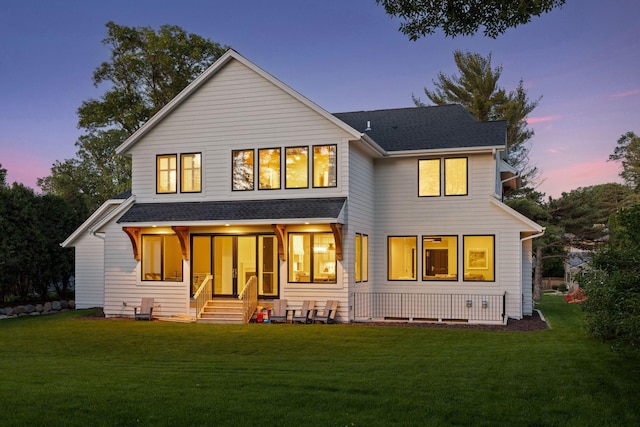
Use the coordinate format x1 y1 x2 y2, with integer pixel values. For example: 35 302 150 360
386 145 504 158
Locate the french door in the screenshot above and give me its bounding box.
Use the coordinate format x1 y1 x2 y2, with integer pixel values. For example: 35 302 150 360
191 234 278 298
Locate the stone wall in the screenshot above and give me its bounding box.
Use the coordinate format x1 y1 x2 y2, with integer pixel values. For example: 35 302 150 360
0 300 75 319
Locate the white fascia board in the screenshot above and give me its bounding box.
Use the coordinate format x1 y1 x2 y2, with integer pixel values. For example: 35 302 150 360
489 196 545 233
386 145 504 158
118 217 344 228
116 50 362 155
61 196 134 247
500 159 518 174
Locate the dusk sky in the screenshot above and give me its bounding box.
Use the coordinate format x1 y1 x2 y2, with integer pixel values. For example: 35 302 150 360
1 1 638 199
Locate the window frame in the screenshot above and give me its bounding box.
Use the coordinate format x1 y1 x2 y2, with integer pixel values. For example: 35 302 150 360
141 234 183 282
422 235 458 281
387 236 418 281
156 154 177 194
285 146 309 189
418 158 441 197
463 234 495 282
258 147 282 190
231 149 255 191
180 152 202 193
288 232 337 284
444 157 468 196
312 144 337 188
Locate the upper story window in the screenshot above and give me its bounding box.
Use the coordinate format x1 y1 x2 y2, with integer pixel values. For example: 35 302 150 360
157 155 177 193
258 148 281 190
285 147 308 189
232 149 255 191
181 153 201 193
418 157 468 197
313 145 337 188
445 158 468 196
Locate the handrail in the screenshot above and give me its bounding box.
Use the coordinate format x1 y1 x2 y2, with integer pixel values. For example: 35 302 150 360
239 275 258 324
193 275 213 319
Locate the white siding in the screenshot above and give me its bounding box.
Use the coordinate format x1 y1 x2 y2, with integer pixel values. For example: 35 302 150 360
128 59 353 203
371 153 532 319
73 234 105 309
102 219 189 318
522 238 534 316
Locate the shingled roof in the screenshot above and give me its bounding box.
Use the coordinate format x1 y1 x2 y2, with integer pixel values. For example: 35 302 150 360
334 104 506 152
117 197 346 223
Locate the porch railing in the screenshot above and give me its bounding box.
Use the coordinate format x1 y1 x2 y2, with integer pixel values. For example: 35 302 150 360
193 275 213 319
352 292 506 324
238 275 258 324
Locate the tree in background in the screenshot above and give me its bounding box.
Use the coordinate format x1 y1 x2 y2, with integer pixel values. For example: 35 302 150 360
0 178 79 301
39 22 229 212
414 50 539 187
376 0 566 39
579 204 640 354
609 131 640 191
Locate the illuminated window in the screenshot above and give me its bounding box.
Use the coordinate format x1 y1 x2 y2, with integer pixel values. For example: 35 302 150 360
258 148 281 190
157 155 177 193
418 159 440 196
285 147 308 189
419 158 468 197
142 234 183 281
355 233 369 283
463 235 495 281
288 232 336 283
181 153 201 193
445 158 468 196
313 145 337 187
388 236 417 281
232 150 254 191
423 236 457 281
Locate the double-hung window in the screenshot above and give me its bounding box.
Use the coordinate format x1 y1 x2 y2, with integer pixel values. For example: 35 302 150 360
157 155 177 193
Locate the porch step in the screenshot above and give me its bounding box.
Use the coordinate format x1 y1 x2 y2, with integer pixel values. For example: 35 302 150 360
198 300 246 324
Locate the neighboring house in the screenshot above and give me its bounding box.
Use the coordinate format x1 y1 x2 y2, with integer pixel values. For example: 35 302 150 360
62 49 544 324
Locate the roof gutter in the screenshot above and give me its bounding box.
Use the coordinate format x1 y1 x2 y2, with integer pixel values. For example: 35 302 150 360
385 145 504 158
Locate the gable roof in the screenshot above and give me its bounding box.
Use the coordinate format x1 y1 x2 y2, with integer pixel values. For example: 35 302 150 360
116 49 363 155
334 105 506 152
117 197 346 224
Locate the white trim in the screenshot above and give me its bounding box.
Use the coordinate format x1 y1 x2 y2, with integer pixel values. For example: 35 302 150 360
61 196 135 247
385 145 504 158
489 197 545 233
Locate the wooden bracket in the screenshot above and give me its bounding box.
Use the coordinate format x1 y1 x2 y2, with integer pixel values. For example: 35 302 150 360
329 223 343 261
122 227 141 261
172 226 190 260
272 224 286 261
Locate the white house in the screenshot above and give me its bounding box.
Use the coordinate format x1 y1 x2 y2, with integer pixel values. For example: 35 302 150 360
62 49 543 324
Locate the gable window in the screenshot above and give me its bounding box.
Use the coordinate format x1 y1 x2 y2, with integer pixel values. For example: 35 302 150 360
288 232 336 283
258 148 281 190
355 233 369 283
285 146 308 189
423 236 457 281
181 153 201 193
232 149 254 191
142 234 183 281
445 158 468 196
388 236 417 281
463 235 495 281
157 155 177 193
418 158 468 197
313 145 337 187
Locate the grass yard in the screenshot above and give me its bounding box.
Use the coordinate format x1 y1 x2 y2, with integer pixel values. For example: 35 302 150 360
1 295 639 426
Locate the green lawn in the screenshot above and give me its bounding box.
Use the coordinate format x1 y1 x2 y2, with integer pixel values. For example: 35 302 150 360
1 295 638 426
